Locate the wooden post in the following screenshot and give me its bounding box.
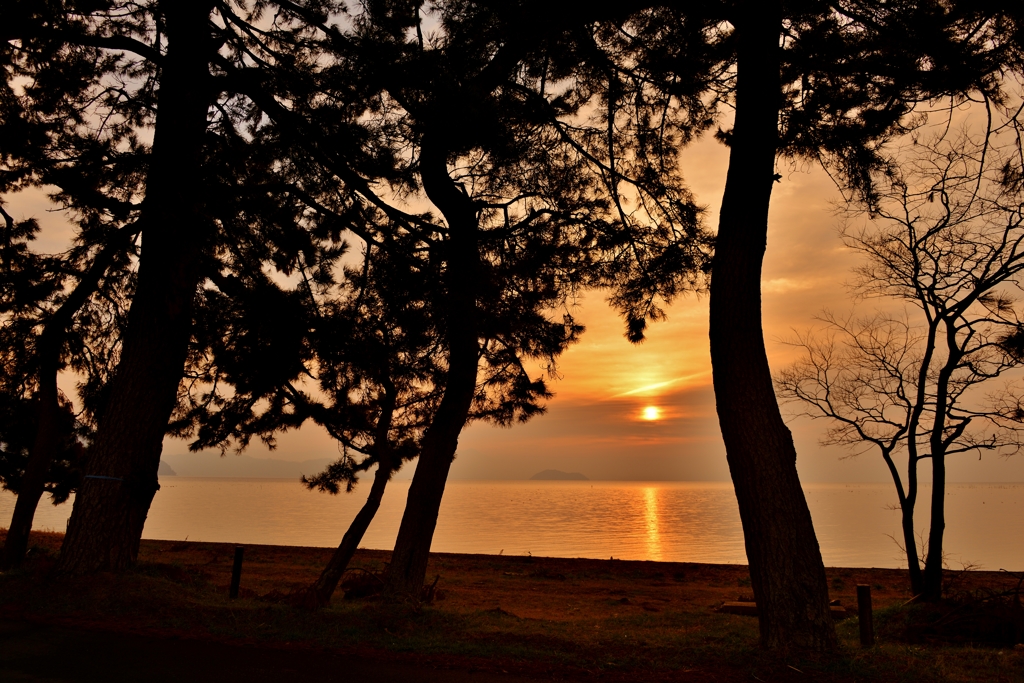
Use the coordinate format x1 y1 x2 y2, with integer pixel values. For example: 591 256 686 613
229 545 244 599
857 584 874 647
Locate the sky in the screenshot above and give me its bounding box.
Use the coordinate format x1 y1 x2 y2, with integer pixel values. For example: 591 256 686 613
449 134 1024 484
13 123 1024 485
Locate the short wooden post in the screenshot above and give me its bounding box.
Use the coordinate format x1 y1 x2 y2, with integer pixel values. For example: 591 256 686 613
229 545 244 599
857 584 874 647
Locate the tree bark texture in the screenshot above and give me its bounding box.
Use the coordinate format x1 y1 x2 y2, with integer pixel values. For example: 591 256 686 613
708 2 838 651
56 1 214 575
384 139 480 597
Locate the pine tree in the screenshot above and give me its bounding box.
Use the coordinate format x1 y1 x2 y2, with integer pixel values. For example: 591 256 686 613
1 1 146 567
3 0 362 573
288 0 713 597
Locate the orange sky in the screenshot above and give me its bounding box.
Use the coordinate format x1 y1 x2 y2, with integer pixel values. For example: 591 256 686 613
451 135 890 482
16 125 1024 484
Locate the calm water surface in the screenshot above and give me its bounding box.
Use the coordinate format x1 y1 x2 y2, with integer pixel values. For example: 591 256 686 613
3 480 1022 570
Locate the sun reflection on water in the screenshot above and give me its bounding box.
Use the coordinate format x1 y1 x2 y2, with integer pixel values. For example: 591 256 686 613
643 486 662 561
8 480 1019 569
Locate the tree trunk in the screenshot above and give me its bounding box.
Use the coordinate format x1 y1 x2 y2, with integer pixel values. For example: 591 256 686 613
922 452 945 599
708 2 838 651
921 324 960 601
901 455 924 595
56 1 214 575
1 372 60 569
883 450 924 594
384 138 480 598
382 390 473 597
296 393 398 608
901 315 940 598
901 498 925 596
2 225 135 569
296 461 392 608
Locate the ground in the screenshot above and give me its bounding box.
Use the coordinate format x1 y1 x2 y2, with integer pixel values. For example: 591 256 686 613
0 530 1021 682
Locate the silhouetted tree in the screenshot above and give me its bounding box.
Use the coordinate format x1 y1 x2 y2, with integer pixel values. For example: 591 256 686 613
48 0 222 574
777 121 1024 599
165 0 713 601
1 2 147 567
294 248 439 607
0 216 137 568
173 240 445 607
672 0 1022 649
1 0 360 574
313 1 714 598
0 210 91 556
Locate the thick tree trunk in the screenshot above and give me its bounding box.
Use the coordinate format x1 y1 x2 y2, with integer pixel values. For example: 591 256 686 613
382 389 473 597
1 372 60 569
708 2 838 651
922 453 945 600
56 1 213 575
384 139 479 598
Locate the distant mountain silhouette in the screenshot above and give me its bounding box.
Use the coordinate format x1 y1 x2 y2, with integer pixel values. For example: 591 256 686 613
158 460 177 476
530 469 588 481
160 453 333 478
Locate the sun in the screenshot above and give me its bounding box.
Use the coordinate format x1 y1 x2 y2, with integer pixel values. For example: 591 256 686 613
641 406 661 421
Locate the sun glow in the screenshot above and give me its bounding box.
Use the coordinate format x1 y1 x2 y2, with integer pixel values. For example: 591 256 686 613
641 406 661 421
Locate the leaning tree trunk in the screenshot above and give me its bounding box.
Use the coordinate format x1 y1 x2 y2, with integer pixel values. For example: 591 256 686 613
707 1 838 651
56 0 214 575
2 227 133 569
382 373 475 597
296 459 393 608
384 139 480 598
295 395 398 608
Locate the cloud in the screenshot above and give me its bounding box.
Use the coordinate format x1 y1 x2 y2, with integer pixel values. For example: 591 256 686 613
610 372 712 398
762 277 815 294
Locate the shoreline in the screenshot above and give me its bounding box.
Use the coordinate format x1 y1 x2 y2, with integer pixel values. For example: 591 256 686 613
8 480 1024 571
2 527 1021 579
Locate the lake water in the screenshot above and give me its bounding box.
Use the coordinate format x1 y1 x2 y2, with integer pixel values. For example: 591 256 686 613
2 480 1022 570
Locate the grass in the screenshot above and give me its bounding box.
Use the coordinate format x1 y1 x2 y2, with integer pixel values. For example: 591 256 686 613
1 530 1022 682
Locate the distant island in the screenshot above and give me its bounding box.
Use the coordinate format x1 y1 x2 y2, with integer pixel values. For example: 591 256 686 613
158 460 176 476
530 469 589 481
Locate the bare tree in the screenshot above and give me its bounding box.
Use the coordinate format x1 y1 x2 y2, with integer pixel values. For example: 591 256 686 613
777 112 1024 599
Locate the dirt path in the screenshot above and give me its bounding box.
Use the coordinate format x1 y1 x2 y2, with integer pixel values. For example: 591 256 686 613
0 619 557 683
